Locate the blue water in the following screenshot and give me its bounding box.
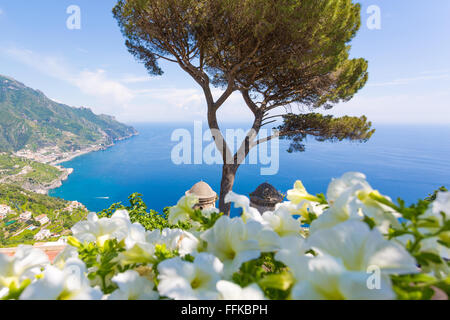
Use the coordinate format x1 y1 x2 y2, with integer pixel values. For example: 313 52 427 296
49 123 450 215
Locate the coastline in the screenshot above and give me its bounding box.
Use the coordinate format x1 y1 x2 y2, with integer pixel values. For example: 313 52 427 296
51 132 139 166
13 132 139 195
50 144 113 166
33 167 74 195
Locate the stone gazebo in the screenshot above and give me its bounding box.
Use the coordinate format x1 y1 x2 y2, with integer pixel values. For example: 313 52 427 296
249 182 284 214
185 181 218 210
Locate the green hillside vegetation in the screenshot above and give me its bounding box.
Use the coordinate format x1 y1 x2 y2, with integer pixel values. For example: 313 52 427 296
0 74 137 152
0 183 88 247
0 153 66 192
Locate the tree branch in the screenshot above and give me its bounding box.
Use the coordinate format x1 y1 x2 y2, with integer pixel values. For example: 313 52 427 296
241 89 260 116
214 79 236 111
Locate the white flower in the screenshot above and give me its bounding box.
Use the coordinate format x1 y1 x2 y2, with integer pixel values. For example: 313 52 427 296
308 221 418 275
118 222 156 265
224 192 281 251
247 220 281 253
289 255 396 300
20 258 102 300
225 192 263 223
71 210 131 246
273 201 326 224
201 207 220 218
119 242 155 266
326 172 371 204
124 222 148 250
0 245 49 298
147 228 199 257
287 181 320 204
200 216 261 278
108 270 158 300
157 253 223 300
121 227 199 266
423 191 449 225
274 235 308 268
217 281 266 300
311 173 400 234
261 205 302 237
53 246 79 270
309 189 363 233
168 195 198 225
287 221 418 300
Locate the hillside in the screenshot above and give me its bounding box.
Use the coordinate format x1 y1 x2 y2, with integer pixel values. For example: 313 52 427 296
0 183 88 248
0 74 137 155
0 153 71 194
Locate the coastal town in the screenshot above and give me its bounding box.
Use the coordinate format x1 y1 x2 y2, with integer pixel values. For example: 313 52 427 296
14 143 112 166
0 152 74 195
0 129 137 248
0 93 138 249
0 201 87 241
0 198 87 246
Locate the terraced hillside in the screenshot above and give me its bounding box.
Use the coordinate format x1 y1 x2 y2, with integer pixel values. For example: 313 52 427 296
0 74 137 153
0 183 88 248
0 153 71 194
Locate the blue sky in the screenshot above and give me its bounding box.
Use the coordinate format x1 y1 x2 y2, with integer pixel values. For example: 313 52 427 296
0 0 449 124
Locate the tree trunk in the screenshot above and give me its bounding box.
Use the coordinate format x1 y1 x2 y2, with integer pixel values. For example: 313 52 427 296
218 164 239 215
207 90 263 216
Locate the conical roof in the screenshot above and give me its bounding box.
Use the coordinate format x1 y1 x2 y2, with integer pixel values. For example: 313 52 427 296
250 182 284 205
186 181 217 199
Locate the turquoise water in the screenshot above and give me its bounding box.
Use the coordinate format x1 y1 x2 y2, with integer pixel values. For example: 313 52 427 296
49 123 450 215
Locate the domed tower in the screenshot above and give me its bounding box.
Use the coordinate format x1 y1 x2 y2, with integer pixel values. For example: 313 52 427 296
185 181 218 210
250 182 284 214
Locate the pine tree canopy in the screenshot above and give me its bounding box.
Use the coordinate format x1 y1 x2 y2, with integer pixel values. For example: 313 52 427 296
113 0 375 213
114 0 368 110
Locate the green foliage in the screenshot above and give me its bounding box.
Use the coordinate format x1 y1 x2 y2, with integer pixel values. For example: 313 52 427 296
0 75 137 152
369 190 450 299
0 183 88 247
189 209 223 231
98 193 174 231
0 279 32 301
232 253 291 300
391 273 445 300
0 153 64 188
277 113 375 153
76 239 128 294
426 187 448 202
98 193 220 231
113 0 368 108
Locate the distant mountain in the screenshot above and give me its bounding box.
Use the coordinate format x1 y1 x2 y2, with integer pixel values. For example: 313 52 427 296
0 74 137 152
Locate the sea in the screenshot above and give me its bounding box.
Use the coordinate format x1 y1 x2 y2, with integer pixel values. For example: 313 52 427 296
49 123 450 216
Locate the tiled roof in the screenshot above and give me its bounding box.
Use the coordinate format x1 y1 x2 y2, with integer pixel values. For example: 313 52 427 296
0 244 66 262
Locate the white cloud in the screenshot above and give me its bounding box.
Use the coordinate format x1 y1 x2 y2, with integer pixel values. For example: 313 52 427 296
324 91 450 124
3 47 135 111
73 69 134 104
121 75 155 84
76 48 89 54
369 73 450 87
123 87 254 123
50 98 63 104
